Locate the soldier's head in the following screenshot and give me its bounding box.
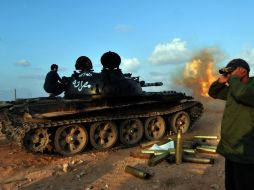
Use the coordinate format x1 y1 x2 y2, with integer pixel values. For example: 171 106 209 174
75 56 93 71
219 58 250 76
51 64 58 71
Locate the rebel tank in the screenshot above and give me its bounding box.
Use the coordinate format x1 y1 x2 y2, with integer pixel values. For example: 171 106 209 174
0 51 203 156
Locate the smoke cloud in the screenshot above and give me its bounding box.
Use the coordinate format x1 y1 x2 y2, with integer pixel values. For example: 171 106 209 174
173 47 226 112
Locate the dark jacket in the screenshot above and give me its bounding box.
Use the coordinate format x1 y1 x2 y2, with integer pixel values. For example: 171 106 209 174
208 76 254 163
43 70 62 93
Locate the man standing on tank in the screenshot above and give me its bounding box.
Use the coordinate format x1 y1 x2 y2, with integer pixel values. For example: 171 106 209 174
208 58 254 190
44 64 65 97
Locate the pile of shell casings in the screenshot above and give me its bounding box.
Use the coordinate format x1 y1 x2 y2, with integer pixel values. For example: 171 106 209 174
130 133 218 166
125 131 218 178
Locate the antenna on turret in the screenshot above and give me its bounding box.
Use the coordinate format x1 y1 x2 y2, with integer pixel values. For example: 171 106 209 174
14 89 17 100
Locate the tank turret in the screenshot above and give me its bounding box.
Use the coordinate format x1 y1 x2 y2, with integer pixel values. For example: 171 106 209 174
65 51 149 98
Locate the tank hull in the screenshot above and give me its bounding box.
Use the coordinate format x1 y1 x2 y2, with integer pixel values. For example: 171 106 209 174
0 92 203 156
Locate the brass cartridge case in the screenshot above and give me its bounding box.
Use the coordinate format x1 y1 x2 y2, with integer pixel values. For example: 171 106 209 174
193 136 218 140
183 155 215 164
182 148 196 154
198 145 217 149
175 128 183 165
141 150 158 154
164 148 196 155
142 149 173 155
148 151 170 166
125 165 150 179
196 146 217 154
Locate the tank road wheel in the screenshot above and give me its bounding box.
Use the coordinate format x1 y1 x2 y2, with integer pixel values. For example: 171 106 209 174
144 116 166 140
54 125 88 156
170 111 190 134
119 119 144 146
23 128 50 153
90 121 118 150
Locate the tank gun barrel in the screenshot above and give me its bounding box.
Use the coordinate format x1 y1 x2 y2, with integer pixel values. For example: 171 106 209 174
141 82 163 87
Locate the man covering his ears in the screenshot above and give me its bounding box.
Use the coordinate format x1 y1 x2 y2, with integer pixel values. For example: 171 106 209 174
209 58 254 190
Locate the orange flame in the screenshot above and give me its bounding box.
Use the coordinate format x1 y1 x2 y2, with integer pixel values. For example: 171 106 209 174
183 58 217 97
201 62 217 96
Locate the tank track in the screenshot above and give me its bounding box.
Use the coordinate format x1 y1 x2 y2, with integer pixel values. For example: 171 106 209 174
1 101 203 153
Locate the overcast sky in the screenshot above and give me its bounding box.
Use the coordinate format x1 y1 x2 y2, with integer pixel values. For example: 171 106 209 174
1 0 254 100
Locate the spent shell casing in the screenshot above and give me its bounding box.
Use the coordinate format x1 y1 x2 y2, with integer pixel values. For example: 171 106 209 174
196 146 217 154
175 128 183 165
183 155 215 164
169 148 196 155
153 150 171 155
183 148 196 154
148 151 170 166
141 150 157 154
141 149 172 154
198 145 217 150
125 165 150 179
193 136 218 140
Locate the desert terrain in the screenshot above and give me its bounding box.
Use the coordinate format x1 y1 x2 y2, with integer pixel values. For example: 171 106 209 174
0 106 225 190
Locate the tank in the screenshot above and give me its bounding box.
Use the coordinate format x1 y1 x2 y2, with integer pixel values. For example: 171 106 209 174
0 52 203 156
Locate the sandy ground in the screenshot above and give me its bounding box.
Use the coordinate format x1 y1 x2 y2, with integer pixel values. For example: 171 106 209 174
0 107 226 190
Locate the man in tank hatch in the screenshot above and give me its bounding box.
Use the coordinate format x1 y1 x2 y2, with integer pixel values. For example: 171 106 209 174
43 64 66 97
208 58 254 190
